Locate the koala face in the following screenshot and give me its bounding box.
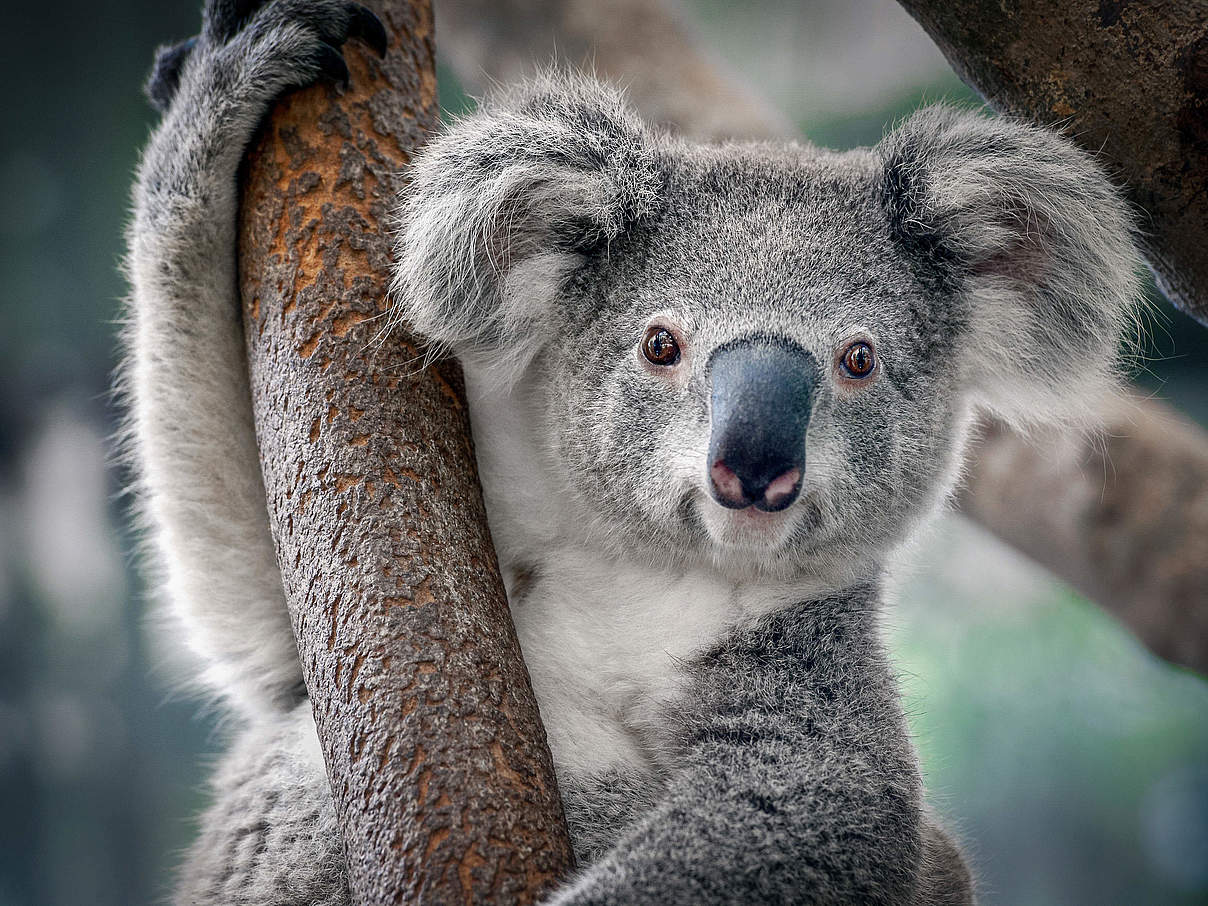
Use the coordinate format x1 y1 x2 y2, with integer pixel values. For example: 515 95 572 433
395 76 1139 581
531 147 969 578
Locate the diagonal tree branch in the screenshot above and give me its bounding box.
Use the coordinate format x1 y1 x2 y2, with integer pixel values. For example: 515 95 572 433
957 395 1208 673
436 0 1208 675
237 1 574 901
436 0 795 142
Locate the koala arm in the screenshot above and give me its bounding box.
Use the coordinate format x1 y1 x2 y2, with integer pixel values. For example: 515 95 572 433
124 1 385 717
547 587 969 906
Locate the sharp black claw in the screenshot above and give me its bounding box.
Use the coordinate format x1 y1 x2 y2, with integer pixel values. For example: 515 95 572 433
348 4 388 57
315 42 350 89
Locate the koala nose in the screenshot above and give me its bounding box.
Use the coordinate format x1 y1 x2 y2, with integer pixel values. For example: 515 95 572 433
706 337 817 512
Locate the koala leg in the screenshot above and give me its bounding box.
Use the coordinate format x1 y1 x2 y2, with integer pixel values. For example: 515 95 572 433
175 703 350 906
125 0 385 717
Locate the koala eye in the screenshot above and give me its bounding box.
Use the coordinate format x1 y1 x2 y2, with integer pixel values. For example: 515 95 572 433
841 341 876 378
643 326 681 366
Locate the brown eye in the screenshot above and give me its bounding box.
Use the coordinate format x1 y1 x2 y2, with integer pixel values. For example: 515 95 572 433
643 326 681 366
842 341 876 378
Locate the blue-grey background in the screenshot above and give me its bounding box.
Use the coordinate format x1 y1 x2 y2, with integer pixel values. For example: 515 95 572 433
1 1 1205 904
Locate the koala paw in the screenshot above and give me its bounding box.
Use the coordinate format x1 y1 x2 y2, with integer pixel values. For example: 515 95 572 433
235 1 387 94
148 0 387 114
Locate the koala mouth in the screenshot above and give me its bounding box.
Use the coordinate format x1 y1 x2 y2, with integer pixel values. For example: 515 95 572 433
697 490 801 554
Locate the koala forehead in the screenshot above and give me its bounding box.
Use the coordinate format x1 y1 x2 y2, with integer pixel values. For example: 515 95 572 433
573 141 940 357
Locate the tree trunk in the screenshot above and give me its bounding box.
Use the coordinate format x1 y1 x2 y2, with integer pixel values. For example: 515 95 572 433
236 2 574 902
436 0 1208 675
894 0 1208 327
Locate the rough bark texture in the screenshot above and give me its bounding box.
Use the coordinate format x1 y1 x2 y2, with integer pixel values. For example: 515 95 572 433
436 0 1208 675
236 1 575 902
959 396 1208 674
895 0 1208 326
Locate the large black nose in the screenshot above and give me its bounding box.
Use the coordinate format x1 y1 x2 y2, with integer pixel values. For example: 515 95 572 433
707 338 817 512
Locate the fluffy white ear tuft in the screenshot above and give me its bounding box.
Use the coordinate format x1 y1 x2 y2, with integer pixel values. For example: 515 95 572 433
880 106 1144 426
390 73 662 382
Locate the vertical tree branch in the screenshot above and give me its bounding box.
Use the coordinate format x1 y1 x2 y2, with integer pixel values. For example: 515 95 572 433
236 1 574 902
437 0 1208 675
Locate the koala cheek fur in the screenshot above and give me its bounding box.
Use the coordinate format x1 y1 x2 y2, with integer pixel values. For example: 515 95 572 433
129 6 1139 897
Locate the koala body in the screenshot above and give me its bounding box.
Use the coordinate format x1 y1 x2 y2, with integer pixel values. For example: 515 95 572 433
125 2 1141 904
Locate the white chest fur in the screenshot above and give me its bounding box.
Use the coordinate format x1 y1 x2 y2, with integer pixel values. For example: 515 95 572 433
505 549 809 779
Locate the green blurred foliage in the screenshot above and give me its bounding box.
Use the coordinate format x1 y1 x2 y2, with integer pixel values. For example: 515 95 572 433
894 559 1208 906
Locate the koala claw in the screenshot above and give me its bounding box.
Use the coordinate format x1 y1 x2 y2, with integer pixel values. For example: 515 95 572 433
348 4 388 58
315 41 351 89
284 2 387 59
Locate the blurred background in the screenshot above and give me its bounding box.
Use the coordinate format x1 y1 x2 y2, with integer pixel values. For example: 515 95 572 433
1 1 1205 904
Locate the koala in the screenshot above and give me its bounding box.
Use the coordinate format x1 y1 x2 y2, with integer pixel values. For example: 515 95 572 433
124 1 1141 904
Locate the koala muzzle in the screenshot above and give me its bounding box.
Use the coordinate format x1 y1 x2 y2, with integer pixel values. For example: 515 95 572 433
707 338 817 512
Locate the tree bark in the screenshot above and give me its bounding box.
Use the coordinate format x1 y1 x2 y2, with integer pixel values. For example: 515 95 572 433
958 395 1208 674
236 2 574 903
436 0 1208 675
893 0 1208 327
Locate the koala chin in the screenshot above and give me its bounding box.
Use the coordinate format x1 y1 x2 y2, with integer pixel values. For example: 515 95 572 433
126 3 1141 902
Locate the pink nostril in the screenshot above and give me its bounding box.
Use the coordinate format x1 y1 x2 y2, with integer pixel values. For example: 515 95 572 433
763 468 801 509
710 460 748 506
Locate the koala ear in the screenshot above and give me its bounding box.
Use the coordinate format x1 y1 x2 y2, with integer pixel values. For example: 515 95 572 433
392 74 661 379
879 106 1143 425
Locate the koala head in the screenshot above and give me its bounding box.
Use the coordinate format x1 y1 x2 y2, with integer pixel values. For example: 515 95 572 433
393 75 1140 582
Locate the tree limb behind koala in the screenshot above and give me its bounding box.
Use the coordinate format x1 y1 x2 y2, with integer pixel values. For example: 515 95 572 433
236 0 574 901
436 0 1208 675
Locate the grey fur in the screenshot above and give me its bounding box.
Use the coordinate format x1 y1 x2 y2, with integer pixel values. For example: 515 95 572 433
390 74 663 377
123 2 374 718
547 586 926 905
176 703 349 906
124 4 1141 903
